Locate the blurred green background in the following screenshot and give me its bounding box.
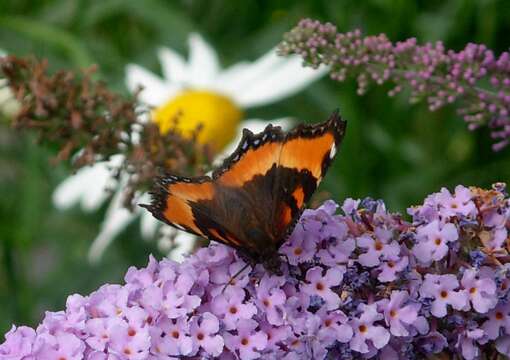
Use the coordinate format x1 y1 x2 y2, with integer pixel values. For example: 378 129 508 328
1 0 510 333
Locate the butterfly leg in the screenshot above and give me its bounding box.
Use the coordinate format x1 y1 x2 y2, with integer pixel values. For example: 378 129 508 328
221 261 252 294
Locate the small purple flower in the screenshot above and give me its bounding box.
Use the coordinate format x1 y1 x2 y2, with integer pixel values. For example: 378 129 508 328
301 266 344 310
417 330 448 354
0 326 36 360
436 185 477 218
456 328 485 360
496 335 510 356
161 273 201 319
483 304 510 340
316 235 355 267
316 309 353 344
192 243 234 266
209 259 251 295
149 317 191 357
89 284 130 318
413 220 458 263
256 275 286 325
349 303 390 354
284 294 310 334
35 332 85 360
210 287 257 330
461 268 498 313
224 319 268 360
357 227 400 267
125 255 159 287
377 255 409 282
341 198 360 215
259 322 290 351
189 312 224 357
379 290 419 337
86 317 124 351
280 223 317 265
419 274 468 317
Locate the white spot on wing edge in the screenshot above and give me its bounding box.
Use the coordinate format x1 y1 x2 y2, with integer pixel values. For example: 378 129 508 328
173 223 185 231
329 143 337 159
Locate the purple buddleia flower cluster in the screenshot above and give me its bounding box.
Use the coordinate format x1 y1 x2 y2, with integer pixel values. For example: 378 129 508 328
2 184 510 359
278 19 510 151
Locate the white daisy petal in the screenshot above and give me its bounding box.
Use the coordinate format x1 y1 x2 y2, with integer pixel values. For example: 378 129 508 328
81 176 114 212
213 50 284 99
214 117 293 166
125 64 179 106
52 155 123 211
0 50 21 117
168 231 196 262
140 211 159 240
139 193 159 239
52 172 89 210
158 47 188 84
188 33 220 88
233 54 328 108
88 187 136 263
53 165 107 211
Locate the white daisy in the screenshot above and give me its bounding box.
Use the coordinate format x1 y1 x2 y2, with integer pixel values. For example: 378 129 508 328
53 33 327 263
0 50 20 118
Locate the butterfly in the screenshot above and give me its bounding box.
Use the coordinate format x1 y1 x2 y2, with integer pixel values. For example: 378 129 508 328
142 110 347 274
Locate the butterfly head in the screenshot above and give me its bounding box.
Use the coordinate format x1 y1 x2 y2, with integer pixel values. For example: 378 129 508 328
262 254 284 276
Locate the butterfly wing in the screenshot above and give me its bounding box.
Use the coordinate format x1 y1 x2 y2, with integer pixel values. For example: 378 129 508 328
270 110 346 246
142 111 346 259
142 124 286 254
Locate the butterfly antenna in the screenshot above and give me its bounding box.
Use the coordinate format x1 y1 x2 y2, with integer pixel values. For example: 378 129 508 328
221 263 251 294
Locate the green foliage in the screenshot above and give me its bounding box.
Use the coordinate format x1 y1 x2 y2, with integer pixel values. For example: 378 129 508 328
1 0 509 332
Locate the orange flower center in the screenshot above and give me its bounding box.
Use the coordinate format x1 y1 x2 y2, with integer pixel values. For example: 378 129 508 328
374 241 383 251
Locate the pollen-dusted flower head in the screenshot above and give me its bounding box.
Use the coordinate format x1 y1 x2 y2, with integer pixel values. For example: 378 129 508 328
52 33 327 263
5 184 510 359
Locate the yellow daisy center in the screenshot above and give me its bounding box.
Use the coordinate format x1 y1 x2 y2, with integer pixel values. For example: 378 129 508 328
152 90 243 151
